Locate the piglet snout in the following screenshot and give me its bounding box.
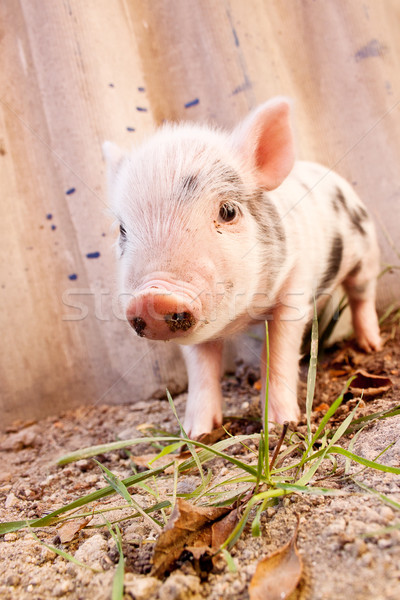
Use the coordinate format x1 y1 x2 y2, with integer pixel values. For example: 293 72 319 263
126 288 198 340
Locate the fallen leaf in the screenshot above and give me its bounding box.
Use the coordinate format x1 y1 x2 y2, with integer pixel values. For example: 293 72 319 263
178 425 230 459
349 369 392 398
249 521 302 600
196 425 230 445
211 508 239 548
57 517 91 543
151 498 233 578
131 453 188 475
328 369 349 377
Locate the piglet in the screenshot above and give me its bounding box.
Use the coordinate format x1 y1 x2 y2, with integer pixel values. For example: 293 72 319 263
103 98 381 438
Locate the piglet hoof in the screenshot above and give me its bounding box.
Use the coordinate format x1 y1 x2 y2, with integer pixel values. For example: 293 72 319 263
183 411 222 440
266 401 300 430
354 318 382 353
356 330 383 353
352 299 382 353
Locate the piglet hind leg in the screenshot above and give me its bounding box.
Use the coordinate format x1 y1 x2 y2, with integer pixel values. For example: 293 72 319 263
344 263 382 353
180 340 224 438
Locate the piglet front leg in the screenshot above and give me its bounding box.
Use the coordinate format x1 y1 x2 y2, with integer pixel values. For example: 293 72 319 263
181 340 224 438
261 307 305 428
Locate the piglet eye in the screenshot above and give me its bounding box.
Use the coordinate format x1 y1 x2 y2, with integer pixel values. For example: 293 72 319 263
119 224 127 239
219 202 237 223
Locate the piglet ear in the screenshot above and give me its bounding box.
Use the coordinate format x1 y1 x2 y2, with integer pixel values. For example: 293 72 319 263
232 97 295 190
102 141 125 188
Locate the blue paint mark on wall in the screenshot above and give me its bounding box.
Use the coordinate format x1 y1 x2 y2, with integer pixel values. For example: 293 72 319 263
138 86 146 92
136 106 148 112
51 224 57 231
355 39 385 61
68 273 78 280
232 79 252 95
126 126 136 132
86 252 100 259
46 213 53 220
184 98 199 109
66 188 76 195
232 27 240 47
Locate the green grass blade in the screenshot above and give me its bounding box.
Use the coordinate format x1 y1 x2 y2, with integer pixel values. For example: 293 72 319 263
274 482 344 495
345 425 367 474
264 321 270 481
221 488 290 550
251 499 268 537
94 460 162 531
150 441 186 462
166 390 205 485
28 526 101 572
297 402 360 486
94 460 134 506
177 435 260 476
177 468 213 500
345 404 400 433
221 548 237 572
58 433 261 468
299 380 352 470
352 479 400 511
255 432 265 493
103 519 124 600
303 445 400 474
0 464 172 535
112 543 125 600
306 301 318 445
58 437 189 464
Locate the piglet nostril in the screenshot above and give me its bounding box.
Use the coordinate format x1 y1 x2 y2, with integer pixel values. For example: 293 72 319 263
129 316 147 337
164 311 196 332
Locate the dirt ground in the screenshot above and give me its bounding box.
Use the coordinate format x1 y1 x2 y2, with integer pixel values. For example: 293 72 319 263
1 326 400 600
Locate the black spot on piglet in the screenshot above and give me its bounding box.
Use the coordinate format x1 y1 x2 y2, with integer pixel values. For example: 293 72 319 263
334 187 369 235
182 175 199 194
317 235 343 297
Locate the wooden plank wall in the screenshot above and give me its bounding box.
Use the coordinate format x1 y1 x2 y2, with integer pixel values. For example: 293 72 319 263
1 0 399 426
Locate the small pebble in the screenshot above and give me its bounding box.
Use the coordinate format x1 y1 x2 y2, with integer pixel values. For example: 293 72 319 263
53 580 75 596
5 575 20 587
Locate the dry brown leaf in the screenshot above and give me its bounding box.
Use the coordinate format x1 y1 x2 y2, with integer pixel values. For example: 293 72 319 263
178 426 230 459
249 522 302 600
211 508 238 548
349 369 392 398
328 368 349 377
57 517 91 543
151 498 232 578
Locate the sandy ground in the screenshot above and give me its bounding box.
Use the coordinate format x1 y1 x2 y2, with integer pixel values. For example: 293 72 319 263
1 328 400 600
